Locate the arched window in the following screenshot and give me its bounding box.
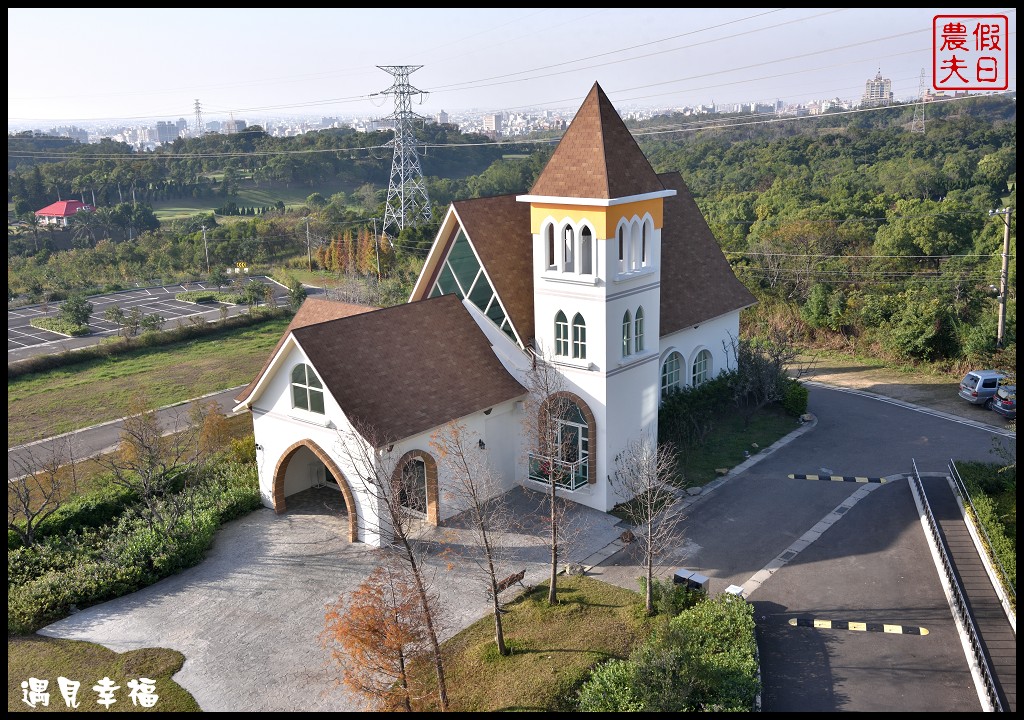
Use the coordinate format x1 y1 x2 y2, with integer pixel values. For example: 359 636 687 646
580 226 593 275
641 223 648 266
617 226 626 273
562 225 575 273
554 311 569 356
692 349 712 387
661 352 682 398
572 313 587 360
291 363 325 414
545 224 556 269
634 306 645 353
400 457 427 515
622 310 632 357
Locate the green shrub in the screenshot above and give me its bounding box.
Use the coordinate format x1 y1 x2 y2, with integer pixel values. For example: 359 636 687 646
175 290 242 304
29 317 89 336
8 459 262 634
577 659 643 712
781 378 809 416
34 483 138 540
576 594 760 712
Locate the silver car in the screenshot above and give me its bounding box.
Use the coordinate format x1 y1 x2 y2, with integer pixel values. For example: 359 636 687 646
958 370 1008 408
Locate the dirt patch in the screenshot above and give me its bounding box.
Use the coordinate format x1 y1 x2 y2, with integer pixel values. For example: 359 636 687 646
795 354 1013 431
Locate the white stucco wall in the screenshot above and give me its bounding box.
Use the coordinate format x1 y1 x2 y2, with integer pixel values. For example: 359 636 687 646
247 340 387 546
658 310 742 391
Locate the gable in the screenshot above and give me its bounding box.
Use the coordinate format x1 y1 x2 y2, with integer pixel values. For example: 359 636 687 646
412 194 534 346
235 297 376 405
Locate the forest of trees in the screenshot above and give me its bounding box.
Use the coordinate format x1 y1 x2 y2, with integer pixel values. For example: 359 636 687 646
7 94 1016 370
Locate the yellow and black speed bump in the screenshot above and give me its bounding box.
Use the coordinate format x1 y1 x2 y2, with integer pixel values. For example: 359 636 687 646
789 618 928 635
788 474 886 483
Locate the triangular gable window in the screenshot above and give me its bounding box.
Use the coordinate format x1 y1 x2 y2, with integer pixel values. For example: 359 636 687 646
428 229 516 342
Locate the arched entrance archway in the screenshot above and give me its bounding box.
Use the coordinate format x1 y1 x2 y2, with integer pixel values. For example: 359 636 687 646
273 439 359 542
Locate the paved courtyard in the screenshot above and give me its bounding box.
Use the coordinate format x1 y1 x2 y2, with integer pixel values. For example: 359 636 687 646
38 485 626 712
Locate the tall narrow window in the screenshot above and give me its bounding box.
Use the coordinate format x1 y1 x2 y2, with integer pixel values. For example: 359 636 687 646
692 349 712 386
545 224 556 269
554 311 569 356
562 225 575 273
400 458 427 515
622 310 632 357
661 352 682 398
572 313 587 360
291 363 325 414
580 226 593 275
617 226 625 273
641 224 648 266
634 306 645 353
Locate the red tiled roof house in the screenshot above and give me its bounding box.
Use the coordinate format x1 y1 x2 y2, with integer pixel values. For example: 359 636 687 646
235 83 755 546
34 200 93 227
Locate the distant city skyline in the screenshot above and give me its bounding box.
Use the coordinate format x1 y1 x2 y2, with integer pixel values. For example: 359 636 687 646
7 8 1016 130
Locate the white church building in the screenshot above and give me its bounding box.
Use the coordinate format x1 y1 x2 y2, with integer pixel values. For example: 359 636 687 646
234 82 756 546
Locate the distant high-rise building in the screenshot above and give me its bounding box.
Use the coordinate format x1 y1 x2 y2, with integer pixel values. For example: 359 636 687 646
155 121 179 144
436 109 449 125
484 112 503 136
862 70 893 107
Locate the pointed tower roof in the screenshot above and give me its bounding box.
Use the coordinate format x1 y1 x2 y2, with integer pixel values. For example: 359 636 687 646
526 82 666 201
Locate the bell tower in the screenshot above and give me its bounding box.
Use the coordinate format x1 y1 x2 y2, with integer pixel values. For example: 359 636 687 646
516 82 676 511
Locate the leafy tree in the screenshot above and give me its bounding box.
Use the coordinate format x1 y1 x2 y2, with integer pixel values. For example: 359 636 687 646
57 293 93 328
287 277 308 311
104 305 127 337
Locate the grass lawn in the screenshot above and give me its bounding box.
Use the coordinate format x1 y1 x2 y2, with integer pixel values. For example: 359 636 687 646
150 179 358 222
677 405 802 487
406 575 651 712
7 317 290 446
8 636 200 712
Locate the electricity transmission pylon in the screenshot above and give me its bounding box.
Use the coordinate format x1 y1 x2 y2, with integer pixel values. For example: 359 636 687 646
193 99 204 138
910 69 926 134
377 66 432 239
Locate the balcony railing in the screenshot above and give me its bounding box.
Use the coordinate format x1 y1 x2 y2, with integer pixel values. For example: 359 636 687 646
528 453 588 491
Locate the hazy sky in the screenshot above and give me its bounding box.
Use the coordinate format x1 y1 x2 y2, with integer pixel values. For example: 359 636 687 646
7 7 1017 127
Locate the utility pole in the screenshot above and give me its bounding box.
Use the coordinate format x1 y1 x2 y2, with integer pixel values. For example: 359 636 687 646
305 217 312 272
990 207 1013 348
202 225 210 275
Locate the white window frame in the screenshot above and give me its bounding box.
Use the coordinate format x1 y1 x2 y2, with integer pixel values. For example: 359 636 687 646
554 311 569 356
661 351 682 399
572 313 587 360
691 348 712 387
622 310 632 357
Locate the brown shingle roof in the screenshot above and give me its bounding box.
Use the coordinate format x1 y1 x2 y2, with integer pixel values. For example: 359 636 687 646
451 195 535 344
658 172 757 334
291 294 526 443
529 82 665 200
234 297 376 404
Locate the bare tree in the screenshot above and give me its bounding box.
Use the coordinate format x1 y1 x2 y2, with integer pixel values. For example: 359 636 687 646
335 423 450 711
610 433 686 615
522 345 583 606
8 436 80 546
430 420 515 656
723 329 807 427
95 393 203 531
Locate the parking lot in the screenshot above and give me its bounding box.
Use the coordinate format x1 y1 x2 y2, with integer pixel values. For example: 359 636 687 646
8 276 288 360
